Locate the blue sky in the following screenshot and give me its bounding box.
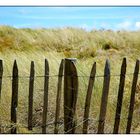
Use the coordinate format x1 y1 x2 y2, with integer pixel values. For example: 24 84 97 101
1 7 140 30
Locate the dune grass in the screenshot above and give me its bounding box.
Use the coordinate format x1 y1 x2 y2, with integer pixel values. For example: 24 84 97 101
0 26 140 133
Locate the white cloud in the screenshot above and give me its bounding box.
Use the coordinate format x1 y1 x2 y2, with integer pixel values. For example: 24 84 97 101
18 9 32 15
79 24 89 29
117 21 132 29
135 22 140 28
100 22 110 29
13 15 134 20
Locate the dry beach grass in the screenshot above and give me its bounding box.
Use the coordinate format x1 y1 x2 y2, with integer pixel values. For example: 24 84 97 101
0 26 140 133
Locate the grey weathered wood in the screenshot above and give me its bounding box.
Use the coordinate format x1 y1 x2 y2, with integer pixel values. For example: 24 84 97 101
64 58 78 134
0 60 3 99
42 59 49 134
28 61 35 131
97 59 110 134
11 60 18 134
126 60 139 134
113 58 127 134
83 62 96 134
54 59 64 134
0 60 3 133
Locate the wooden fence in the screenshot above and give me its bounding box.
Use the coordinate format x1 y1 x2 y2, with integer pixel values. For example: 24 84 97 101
0 57 139 134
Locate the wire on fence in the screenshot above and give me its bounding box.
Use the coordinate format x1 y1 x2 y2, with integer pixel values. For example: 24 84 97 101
1 72 139 79
0 115 130 129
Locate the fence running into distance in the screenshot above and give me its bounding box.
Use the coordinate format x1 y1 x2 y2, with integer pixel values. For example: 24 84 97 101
0 57 139 134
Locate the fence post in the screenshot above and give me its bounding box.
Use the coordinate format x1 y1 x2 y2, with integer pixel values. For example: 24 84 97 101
97 59 110 134
11 60 18 134
0 60 3 133
28 61 35 131
113 58 127 134
42 59 49 134
54 59 64 134
126 59 139 134
83 62 96 134
0 60 3 99
64 58 78 134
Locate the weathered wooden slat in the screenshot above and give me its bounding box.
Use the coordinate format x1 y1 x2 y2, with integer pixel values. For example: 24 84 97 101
11 60 18 134
42 59 49 134
64 58 78 134
0 60 3 99
28 61 35 131
97 59 110 134
113 58 127 134
0 60 3 133
126 60 139 134
54 59 64 134
83 62 96 134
